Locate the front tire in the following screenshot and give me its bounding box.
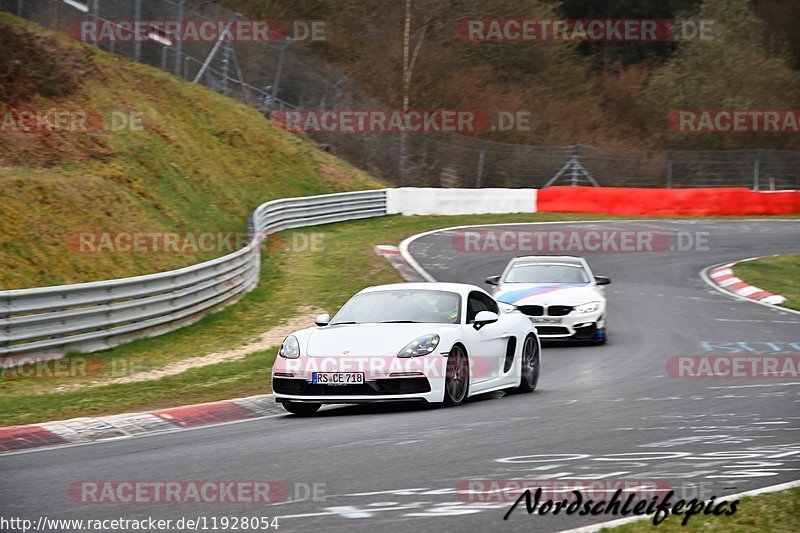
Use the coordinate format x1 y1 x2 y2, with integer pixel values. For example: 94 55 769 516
282 402 321 416
516 335 540 392
443 344 469 406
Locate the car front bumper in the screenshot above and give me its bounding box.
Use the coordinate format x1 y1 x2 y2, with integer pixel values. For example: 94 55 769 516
527 310 606 340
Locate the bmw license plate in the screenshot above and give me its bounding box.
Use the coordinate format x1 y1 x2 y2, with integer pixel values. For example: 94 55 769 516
530 317 563 324
312 372 365 385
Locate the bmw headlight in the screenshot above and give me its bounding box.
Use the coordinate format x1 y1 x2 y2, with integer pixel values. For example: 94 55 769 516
575 301 601 313
498 302 517 313
279 335 301 359
398 334 440 358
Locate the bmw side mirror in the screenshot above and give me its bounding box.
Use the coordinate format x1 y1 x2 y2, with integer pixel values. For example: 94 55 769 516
595 276 611 285
473 311 499 330
314 313 330 326
485 275 501 286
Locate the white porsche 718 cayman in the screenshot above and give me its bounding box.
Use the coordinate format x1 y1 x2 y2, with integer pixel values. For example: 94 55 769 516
485 255 610 344
272 283 540 415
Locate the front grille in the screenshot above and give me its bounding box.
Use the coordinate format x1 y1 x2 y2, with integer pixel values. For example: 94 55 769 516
547 305 573 316
519 305 544 316
535 326 571 336
273 377 431 395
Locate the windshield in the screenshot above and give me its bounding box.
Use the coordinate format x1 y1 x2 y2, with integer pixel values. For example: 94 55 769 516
330 289 461 325
505 264 590 284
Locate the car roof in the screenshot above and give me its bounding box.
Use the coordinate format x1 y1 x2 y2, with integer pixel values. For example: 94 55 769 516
358 282 485 296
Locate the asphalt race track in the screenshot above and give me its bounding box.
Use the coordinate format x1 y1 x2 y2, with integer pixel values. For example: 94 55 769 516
1 219 799 532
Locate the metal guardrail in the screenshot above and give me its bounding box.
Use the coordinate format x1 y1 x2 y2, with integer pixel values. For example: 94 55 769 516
0 190 388 357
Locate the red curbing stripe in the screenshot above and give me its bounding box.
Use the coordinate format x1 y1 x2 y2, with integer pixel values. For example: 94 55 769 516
726 282 748 291
0 425 69 452
714 273 735 282
154 401 257 428
748 290 774 300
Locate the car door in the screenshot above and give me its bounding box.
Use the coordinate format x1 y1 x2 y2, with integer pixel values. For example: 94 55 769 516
461 291 508 388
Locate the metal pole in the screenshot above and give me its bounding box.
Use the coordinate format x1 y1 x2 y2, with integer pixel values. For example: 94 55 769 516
571 144 581 186
753 149 761 191
161 45 168 70
396 132 405 187
174 0 185 75
133 0 142 61
327 76 347 147
666 151 673 188
475 140 486 188
221 37 231 95
90 0 99 47
272 38 293 102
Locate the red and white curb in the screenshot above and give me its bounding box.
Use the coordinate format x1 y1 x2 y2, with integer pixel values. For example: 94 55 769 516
0 394 283 454
375 245 427 282
708 257 787 305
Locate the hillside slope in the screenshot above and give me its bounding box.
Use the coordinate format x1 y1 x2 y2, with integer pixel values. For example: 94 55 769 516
0 14 383 290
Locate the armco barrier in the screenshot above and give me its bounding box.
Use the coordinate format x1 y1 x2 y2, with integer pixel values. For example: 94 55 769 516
537 186 800 216
0 190 387 358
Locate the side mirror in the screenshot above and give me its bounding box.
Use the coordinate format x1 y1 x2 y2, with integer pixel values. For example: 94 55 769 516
595 276 611 286
314 313 330 326
485 275 501 286
473 310 499 330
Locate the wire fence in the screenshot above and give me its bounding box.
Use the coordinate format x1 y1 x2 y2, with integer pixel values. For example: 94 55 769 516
4 0 800 190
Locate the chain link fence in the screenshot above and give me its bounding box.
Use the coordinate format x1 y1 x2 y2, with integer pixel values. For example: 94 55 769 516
4 0 799 190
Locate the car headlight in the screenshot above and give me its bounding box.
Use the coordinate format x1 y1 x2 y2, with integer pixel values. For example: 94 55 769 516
398 334 440 358
499 302 517 313
575 301 601 313
279 335 300 359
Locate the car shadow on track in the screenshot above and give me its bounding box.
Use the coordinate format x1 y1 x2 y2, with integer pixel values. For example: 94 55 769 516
280 389 550 418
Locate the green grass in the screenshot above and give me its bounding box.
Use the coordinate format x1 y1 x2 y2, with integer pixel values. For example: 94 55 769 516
605 487 799 532
2 212 796 426
733 254 800 311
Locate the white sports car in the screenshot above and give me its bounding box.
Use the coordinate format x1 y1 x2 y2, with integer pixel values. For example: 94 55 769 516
485 255 610 343
272 282 541 415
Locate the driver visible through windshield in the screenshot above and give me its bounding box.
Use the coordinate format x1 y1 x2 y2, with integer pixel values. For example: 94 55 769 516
330 289 461 325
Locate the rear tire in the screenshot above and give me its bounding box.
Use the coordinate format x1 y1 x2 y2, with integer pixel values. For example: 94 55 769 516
443 345 469 406
516 335 540 393
282 402 321 416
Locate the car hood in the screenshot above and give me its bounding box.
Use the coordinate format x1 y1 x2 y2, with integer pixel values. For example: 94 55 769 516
304 323 454 357
495 283 603 306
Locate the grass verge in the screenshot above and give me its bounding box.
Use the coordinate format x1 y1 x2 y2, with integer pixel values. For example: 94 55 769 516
605 487 799 532
733 254 800 311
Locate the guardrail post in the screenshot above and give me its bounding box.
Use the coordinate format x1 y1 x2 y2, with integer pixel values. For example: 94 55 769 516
16 0 22 17
666 151 673 188
753 149 761 191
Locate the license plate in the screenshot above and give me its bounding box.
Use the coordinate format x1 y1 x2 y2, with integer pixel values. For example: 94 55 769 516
530 317 563 324
312 372 365 385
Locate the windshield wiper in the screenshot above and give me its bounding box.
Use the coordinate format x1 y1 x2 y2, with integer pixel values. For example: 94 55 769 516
380 320 420 323
330 321 359 325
